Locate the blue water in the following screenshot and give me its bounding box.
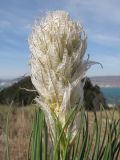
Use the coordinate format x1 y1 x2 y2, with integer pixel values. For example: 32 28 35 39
101 88 120 104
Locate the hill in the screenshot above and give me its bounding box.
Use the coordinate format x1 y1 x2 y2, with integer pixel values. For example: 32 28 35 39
0 76 107 110
0 77 23 90
90 76 120 87
0 77 37 106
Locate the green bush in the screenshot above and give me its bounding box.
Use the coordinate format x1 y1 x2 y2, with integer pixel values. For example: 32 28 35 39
0 77 37 106
84 78 108 110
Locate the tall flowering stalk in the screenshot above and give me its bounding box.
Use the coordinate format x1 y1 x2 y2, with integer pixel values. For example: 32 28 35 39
29 11 92 142
28 11 120 160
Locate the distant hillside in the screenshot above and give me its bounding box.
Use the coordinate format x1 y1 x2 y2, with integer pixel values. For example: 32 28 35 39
1 76 120 89
0 76 107 110
90 76 120 88
0 77 23 90
0 77 37 106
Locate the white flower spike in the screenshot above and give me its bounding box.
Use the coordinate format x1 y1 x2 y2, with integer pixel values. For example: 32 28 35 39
29 10 91 141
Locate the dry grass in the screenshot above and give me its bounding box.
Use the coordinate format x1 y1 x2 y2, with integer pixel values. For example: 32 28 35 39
0 105 119 160
0 105 35 160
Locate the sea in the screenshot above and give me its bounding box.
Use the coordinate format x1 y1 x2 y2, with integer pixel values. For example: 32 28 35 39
101 87 120 105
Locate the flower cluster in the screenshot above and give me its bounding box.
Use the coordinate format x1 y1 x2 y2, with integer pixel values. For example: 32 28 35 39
29 11 90 141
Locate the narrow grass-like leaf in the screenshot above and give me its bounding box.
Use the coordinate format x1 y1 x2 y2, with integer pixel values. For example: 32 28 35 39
91 112 99 160
31 108 44 160
114 142 120 160
98 117 108 160
73 108 85 159
43 118 48 160
94 108 102 159
30 106 120 160
84 127 96 160
78 114 88 159
5 106 11 160
63 131 71 160
32 109 39 160
53 107 78 159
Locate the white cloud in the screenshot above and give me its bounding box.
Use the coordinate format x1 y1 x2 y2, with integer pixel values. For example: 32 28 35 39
90 33 120 46
67 0 120 24
0 0 120 77
0 7 35 32
87 53 120 76
24 24 31 29
64 0 120 48
0 20 11 28
0 68 28 79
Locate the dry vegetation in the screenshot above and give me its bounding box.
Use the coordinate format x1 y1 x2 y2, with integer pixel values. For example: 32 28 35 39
0 105 119 160
0 105 34 160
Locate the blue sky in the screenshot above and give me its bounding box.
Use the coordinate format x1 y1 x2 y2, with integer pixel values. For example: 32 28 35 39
0 0 120 79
